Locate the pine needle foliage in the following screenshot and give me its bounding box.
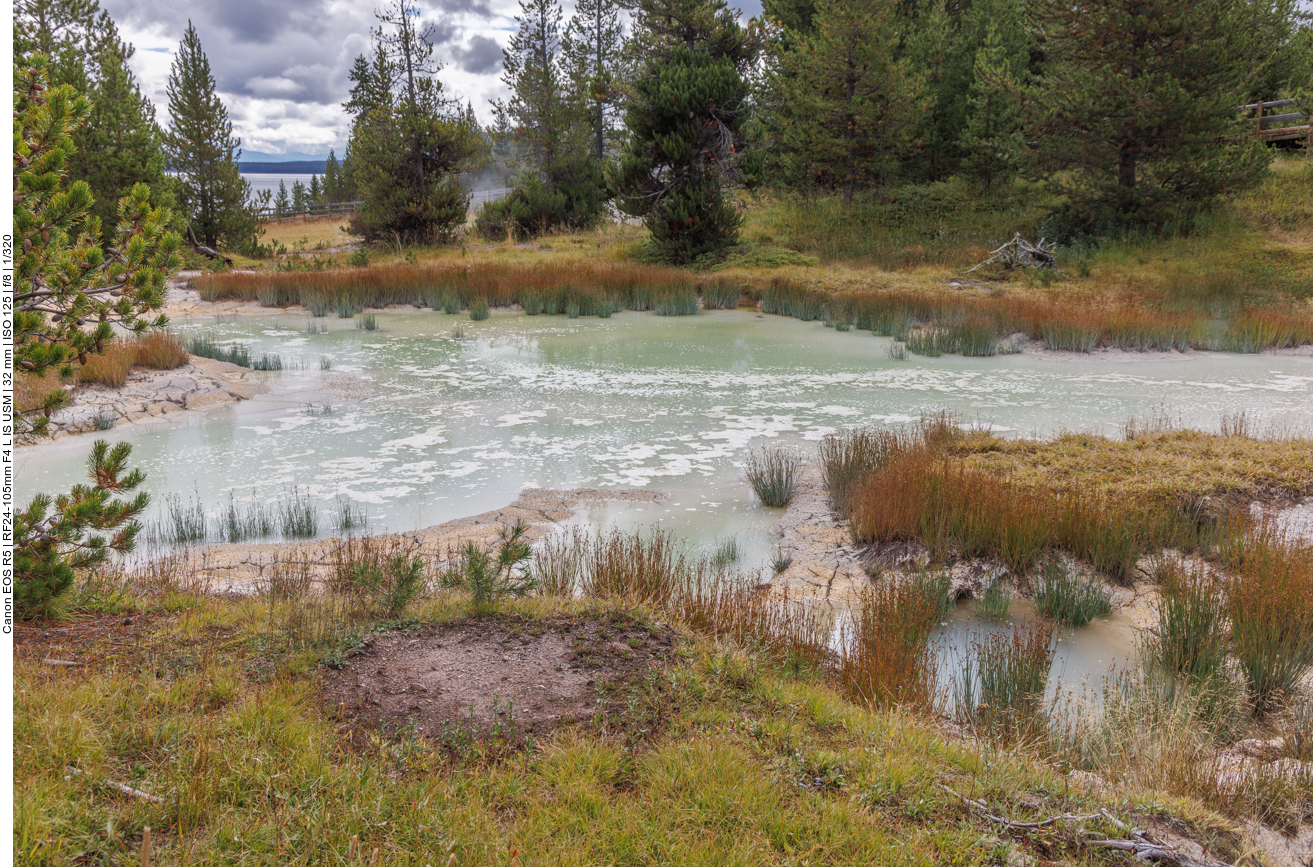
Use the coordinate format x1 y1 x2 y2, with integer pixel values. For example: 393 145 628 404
14 440 148 619
13 56 180 433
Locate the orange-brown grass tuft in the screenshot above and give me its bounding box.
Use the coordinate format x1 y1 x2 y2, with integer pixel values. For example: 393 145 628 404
132 331 190 370
1224 522 1313 715
76 342 136 388
838 580 940 712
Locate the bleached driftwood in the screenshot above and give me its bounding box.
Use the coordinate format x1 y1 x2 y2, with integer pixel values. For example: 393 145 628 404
967 232 1057 272
939 785 1232 867
66 766 164 804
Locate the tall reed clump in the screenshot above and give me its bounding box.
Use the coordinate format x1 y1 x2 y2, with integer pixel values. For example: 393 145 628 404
954 620 1055 738
469 297 490 321
279 489 318 539
221 495 275 543
744 444 804 507
974 579 1010 620
1146 561 1230 685
1224 525 1313 715
652 286 698 316
818 427 909 513
191 262 1313 355
701 277 743 310
78 328 189 386
847 449 1050 576
577 527 686 606
838 581 940 711
1031 559 1111 627
76 342 136 387
758 277 827 321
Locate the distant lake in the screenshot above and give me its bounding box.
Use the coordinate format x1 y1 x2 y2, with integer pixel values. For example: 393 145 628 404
243 173 317 197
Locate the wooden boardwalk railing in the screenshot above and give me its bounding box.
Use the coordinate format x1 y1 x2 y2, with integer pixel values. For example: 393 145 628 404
1238 99 1311 147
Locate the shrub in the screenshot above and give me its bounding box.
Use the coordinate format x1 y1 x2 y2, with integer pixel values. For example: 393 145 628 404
15 441 149 619
440 520 537 614
346 554 425 619
1032 559 1112 626
474 155 608 240
744 444 803 507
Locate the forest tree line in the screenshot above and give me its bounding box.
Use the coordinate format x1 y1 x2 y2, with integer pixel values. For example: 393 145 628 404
14 0 1313 265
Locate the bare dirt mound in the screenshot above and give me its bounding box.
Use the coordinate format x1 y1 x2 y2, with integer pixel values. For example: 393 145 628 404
322 614 679 741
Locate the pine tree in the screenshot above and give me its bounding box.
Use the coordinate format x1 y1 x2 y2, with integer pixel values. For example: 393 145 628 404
613 0 759 264
344 2 490 243
1032 0 1275 230
324 150 341 201
292 180 307 210
499 0 569 170
15 0 172 231
275 180 290 215
310 174 322 203
766 0 926 204
561 0 627 160
163 22 260 251
14 56 180 432
899 0 1033 182
16 439 149 619
959 21 1025 193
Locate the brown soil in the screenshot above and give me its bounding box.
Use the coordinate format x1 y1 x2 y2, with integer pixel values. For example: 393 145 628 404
321 614 680 742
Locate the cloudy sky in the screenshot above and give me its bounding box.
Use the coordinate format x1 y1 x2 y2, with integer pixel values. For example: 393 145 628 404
105 0 763 158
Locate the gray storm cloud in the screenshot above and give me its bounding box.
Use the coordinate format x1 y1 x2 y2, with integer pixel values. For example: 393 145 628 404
101 0 757 154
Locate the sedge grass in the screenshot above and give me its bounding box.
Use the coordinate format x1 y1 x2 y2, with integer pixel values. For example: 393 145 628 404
954 620 1055 739
974 579 1011 620
1224 523 1313 715
744 444 803 507
1146 561 1230 684
1031 559 1112 627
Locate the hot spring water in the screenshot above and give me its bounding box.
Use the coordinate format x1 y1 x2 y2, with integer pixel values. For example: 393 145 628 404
17 308 1313 689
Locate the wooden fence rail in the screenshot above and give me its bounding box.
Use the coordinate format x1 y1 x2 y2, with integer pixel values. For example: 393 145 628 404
1237 99 1311 146
256 200 363 222
256 188 512 222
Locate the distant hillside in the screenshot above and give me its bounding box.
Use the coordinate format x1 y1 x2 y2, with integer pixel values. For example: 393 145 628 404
239 161 328 174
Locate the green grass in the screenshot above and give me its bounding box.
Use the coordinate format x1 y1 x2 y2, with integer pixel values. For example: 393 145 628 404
183 333 251 368
743 444 803 507
1031 560 1112 627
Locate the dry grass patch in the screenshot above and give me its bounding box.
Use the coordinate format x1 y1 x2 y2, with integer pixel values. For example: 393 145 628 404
958 428 1313 503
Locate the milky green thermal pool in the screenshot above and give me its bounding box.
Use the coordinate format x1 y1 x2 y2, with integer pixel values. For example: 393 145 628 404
18 308 1313 565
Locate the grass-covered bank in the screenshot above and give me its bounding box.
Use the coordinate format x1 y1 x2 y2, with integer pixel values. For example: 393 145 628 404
192 157 1313 355
15 489 1313 865
12 580 1259 867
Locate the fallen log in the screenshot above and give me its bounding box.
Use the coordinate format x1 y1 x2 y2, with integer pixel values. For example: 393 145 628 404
187 225 234 267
